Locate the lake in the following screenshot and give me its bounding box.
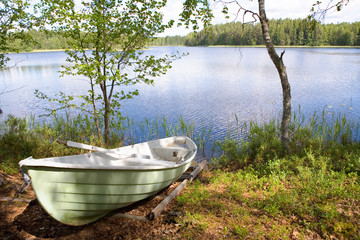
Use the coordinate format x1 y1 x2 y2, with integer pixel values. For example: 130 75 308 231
1 47 360 144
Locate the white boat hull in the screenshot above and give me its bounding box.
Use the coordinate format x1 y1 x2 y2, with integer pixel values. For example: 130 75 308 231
20 137 197 225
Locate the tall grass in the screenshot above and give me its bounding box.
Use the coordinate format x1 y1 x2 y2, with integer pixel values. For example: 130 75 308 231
0 113 211 174
213 107 360 175
1 107 360 175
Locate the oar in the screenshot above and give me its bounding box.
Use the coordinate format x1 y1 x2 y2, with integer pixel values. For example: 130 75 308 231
57 139 151 159
57 139 109 152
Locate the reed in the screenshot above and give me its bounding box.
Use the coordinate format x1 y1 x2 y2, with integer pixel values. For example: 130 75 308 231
195 123 213 157
179 115 195 138
214 107 360 174
0 113 214 173
1 106 359 175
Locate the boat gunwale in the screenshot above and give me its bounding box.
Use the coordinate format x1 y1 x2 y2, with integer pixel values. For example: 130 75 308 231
19 136 197 170
20 155 195 170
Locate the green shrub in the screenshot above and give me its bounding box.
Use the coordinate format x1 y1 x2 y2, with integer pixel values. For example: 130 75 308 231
213 109 360 175
0 114 95 173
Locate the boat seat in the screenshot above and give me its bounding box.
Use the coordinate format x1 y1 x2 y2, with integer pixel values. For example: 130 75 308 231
152 146 191 162
111 158 177 167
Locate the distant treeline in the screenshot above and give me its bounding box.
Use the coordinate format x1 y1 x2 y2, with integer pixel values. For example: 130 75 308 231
153 19 360 47
8 30 69 51
7 19 360 51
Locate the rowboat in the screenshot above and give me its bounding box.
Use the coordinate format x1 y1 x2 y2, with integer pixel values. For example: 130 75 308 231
19 136 197 226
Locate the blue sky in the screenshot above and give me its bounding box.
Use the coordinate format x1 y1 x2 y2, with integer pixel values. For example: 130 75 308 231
160 0 360 36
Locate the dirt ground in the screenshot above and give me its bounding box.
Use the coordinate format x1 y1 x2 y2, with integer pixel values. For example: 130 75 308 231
0 172 192 240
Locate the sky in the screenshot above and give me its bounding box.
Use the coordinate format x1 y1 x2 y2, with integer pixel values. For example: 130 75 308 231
160 0 360 36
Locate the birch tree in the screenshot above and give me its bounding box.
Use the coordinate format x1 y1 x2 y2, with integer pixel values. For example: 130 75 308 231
35 0 179 144
181 0 292 145
0 0 29 114
0 0 29 69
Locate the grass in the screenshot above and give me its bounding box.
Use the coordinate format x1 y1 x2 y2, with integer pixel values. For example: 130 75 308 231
0 114 93 173
0 113 208 173
175 108 360 239
175 168 359 239
0 108 359 239
213 107 360 175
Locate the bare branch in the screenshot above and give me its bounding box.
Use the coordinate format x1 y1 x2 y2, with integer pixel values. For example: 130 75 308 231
310 0 350 22
0 86 26 95
280 50 285 60
216 0 259 24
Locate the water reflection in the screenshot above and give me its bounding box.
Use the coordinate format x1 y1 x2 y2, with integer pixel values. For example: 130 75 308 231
303 48 360 56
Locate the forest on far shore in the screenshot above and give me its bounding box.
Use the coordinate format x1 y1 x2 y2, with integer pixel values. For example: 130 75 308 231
7 18 360 51
154 19 360 47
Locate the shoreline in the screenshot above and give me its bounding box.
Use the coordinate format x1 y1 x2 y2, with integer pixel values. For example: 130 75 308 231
205 45 360 49
12 45 360 54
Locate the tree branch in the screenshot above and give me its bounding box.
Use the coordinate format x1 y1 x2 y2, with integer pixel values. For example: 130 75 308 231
0 86 25 95
217 0 259 23
280 50 285 60
310 0 350 22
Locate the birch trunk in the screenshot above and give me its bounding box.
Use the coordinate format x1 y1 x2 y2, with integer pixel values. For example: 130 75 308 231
258 0 291 146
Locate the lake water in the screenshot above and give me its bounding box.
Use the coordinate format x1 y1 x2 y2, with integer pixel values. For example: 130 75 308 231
1 47 360 144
